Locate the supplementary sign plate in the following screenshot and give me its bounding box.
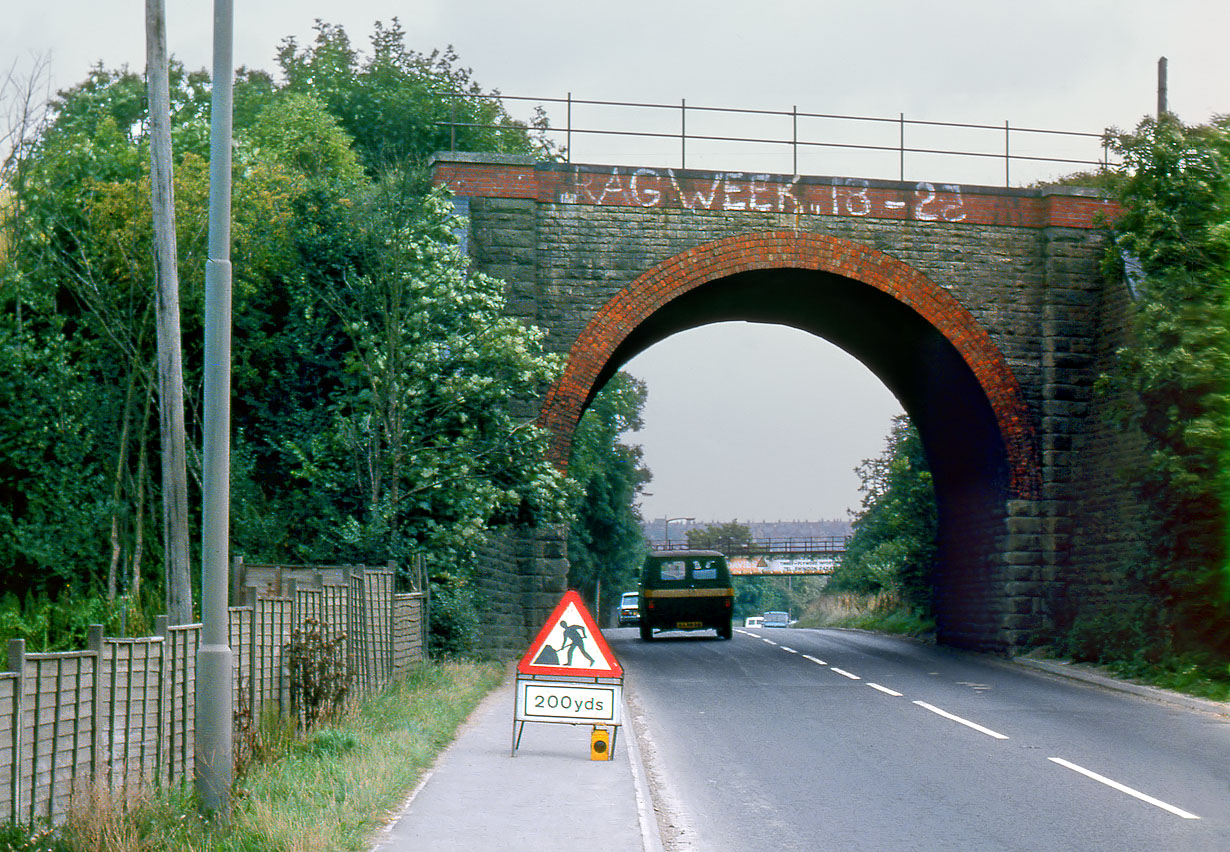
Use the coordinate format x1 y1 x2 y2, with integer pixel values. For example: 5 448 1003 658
515 680 622 726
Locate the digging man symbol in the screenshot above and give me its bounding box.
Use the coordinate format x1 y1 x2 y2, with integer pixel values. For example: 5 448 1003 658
533 619 595 667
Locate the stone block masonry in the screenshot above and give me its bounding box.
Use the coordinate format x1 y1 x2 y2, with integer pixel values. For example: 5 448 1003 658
435 152 1141 655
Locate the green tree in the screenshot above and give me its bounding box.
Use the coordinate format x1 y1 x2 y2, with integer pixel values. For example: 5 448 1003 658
276 19 550 180
0 30 578 656
0 63 309 608
686 520 753 552
304 185 573 564
1100 114 1230 656
829 415 937 613
566 372 651 614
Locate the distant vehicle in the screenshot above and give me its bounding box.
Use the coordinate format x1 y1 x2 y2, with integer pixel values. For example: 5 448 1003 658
638 550 734 640
744 616 764 628
762 611 791 628
618 592 640 626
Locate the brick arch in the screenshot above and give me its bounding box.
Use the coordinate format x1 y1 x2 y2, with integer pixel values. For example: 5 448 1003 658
539 230 1040 500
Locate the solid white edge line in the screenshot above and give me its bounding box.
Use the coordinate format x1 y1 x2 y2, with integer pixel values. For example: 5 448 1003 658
868 682 903 697
1048 757 1200 820
912 700 1009 739
831 667 861 680
802 655 827 666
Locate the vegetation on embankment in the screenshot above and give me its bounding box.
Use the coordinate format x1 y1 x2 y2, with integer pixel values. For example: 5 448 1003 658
796 592 935 638
0 660 504 852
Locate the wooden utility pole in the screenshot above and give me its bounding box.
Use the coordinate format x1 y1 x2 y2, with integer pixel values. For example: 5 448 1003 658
145 0 193 625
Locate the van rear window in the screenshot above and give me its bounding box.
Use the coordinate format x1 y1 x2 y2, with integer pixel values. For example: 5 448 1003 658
693 564 717 579
659 561 687 581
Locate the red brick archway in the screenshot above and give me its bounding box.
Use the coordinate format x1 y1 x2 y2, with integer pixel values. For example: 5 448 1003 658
539 231 1041 500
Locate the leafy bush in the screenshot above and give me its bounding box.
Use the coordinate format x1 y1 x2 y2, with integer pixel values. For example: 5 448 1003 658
427 579 481 658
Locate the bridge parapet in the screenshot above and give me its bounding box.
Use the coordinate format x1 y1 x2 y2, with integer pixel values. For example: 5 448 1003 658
431 153 1118 230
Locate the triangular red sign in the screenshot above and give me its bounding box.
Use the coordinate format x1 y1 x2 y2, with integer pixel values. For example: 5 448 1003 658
517 590 623 678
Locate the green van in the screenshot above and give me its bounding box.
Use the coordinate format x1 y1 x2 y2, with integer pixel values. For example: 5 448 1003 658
637 550 734 640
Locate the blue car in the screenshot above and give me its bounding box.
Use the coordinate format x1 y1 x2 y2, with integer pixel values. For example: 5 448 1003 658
763 611 791 628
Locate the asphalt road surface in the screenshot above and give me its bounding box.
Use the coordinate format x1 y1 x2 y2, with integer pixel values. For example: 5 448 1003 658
609 626 1230 852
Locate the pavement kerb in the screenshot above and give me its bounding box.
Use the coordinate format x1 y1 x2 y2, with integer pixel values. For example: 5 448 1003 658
623 689 667 852
1006 654 1230 718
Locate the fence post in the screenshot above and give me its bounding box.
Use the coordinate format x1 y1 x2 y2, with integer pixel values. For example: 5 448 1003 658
87 627 104 785
342 566 354 692
420 554 430 662
154 617 168 786
356 565 369 693
387 561 397 681
245 586 257 722
792 105 798 176
680 98 687 169
8 639 24 823
899 113 905 182
230 555 244 606
1004 119 1011 187
283 579 297 715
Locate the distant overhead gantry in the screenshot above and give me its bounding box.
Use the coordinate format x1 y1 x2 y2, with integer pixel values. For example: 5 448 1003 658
651 537 848 576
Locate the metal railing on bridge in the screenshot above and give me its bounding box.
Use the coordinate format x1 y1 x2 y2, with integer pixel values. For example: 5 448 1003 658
442 91 1116 188
651 536 849 556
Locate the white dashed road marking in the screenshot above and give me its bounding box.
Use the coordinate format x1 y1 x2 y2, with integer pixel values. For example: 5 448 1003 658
1048 758 1200 820
913 701 1009 740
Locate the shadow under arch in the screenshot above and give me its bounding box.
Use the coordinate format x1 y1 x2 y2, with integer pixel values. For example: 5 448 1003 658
539 231 1043 650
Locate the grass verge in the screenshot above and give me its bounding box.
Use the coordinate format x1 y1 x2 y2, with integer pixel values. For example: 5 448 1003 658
17 659 505 852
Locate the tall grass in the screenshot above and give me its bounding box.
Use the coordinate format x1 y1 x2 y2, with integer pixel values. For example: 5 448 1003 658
29 660 505 852
798 591 934 636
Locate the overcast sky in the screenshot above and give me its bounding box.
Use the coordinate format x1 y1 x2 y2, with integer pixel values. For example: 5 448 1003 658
7 1 1227 524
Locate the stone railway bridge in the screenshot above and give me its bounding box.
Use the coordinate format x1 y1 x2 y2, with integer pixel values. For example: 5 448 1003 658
431 152 1138 656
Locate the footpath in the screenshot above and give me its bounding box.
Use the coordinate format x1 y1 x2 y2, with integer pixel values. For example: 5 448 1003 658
372 672 663 852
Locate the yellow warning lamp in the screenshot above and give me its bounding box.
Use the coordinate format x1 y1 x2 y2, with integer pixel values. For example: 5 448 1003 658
590 727 611 760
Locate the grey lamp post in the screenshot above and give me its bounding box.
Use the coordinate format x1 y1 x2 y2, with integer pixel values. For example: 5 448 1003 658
664 517 694 549
197 0 234 818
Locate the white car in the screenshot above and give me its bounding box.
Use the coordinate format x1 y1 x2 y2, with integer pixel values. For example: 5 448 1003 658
618 592 640 626
744 616 764 628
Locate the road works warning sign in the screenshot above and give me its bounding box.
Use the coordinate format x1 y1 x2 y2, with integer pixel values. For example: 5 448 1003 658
517 590 623 679
512 591 624 756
